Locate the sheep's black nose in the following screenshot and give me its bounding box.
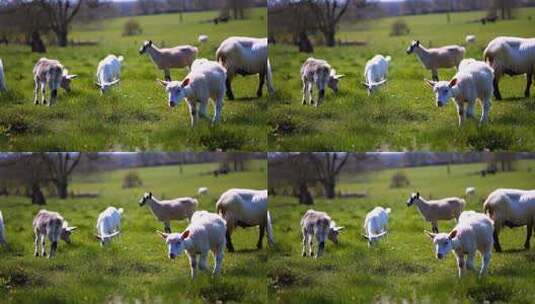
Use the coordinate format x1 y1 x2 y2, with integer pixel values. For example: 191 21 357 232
437 253 443 259
437 102 443 108
168 101 176 108
169 253 176 259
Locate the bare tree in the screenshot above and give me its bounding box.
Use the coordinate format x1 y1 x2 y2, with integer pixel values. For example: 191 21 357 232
0 154 49 205
40 153 83 199
0 1 49 52
307 152 349 199
268 153 316 205
38 0 90 47
304 0 353 47
226 0 247 20
492 0 517 20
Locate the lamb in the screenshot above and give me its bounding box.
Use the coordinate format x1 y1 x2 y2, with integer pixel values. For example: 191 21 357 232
465 35 476 44
483 188 535 252
424 58 493 126
139 40 198 81
215 36 274 100
157 58 226 127
139 192 198 233
0 210 6 247
406 40 465 81
466 187 476 197
425 211 493 278
32 210 77 258
483 36 535 100
407 192 465 233
362 207 391 247
300 209 344 258
158 210 226 278
33 58 77 106
300 57 345 107
215 188 273 252
0 58 7 92
198 35 208 44
362 55 391 95
198 187 208 196
95 54 123 94
95 207 124 246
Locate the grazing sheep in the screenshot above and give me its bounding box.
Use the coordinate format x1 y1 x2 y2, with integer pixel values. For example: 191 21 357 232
95 54 123 94
32 210 77 258
33 58 77 106
483 188 535 252
483 36 535 100
95 207 123 246
158 58 226 127
215 36 273 100
465 35 476 44
0 58 6 92
215 188 273 252
466 187 476 197
424 58 493 126
301 209 344 258
139 192 198 233
300 57 345 107
362 207 391 247
158 210 226 278
406 40 465 81
198 187 208 196
407 192 465 233
0 210 6 247
425 211 493 278
362 55 391 95
139 40 198 81
198 35 208 44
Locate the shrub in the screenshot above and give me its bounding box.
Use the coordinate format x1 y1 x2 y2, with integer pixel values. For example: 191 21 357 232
390 19 410 36
122 171 142 189
390 171 410 188
122 19 142 36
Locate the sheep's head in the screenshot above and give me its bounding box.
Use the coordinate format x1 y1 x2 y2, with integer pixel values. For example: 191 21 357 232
139 40 152 54
327 223 344 244
60 223 77 244
95 231 120 246
139 192 152 206
424 78 457 108
328 70 345 93
425 230 457 259
95 79 120 94
407 192 421 207
158 78 190 108
61 70 78 92
362 231 387 247
158 230 190 259
362 79 387 96
406 40 420 54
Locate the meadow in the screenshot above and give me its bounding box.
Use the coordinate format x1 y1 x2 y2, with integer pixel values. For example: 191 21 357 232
0 160 269 303
0 8 267 151
268 159 535 303
269 8 535 151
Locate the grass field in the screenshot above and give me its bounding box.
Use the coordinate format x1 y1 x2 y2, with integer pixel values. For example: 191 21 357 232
0 160 269 303
268 160 535 303
269 8 535 151
0 8 267 151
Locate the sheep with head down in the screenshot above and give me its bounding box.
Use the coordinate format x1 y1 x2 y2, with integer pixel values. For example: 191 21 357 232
301 209 344 258
300 57 344 107
32 210 77 258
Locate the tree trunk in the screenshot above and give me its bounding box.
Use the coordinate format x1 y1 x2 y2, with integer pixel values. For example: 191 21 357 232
31 184 46 205
323 27 336 47
31 31 46 53
55 179 69 199
55 30 68 47
298 31 314 53
322 178 336 199
298 183 313 205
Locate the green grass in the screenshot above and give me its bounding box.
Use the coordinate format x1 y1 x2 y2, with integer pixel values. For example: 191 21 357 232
268 160 535 303
269 8 535 151
0 160 269 303
0 8 267 151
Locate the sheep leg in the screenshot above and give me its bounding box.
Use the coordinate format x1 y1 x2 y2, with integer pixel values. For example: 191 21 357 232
301 81 309 105
316 88 325 108
308 234 314 256
186 100 198 127
41 237 46 257
34 233 41 257
225 227 235 252
524 220 533 249
493 74 502 100
256 224 265 249
212 96 223 126
213 246 224 276
466 252 476 271
493 227 502 252
525 70 533 98
315 234 325 258
164 69 171 82
49 240 57 259
432 70 439 82
33 80 40 105
455 102 465 126
455 254 465 278
198 99 209 119
225 75 235 100
479 251 491 277
40 81 47 105
164 222 171 234
302 232 308 256
480 97 491 125
256 72 265 97
466 100 476 119
198 251 209 271
187 252 198 279
431 222 439 233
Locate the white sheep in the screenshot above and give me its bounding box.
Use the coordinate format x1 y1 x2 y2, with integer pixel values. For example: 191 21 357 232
483 188 535 252
362 207 391 247
32 210 77 258
407 192 465 233
300 57 345 107
362 55 391 95
0 210 6 247
198 35 208 44
465 35 476 44
424 58 493 126
158 58 226 127
0 58 7 92
483 36 535 100
139 192 198 233
406 40 465 81
215 36 274 100
95 54 123 94
33 58 77 106
95 207 124 246
215 188 273 252
301 209 344 258
425 211 493 278
198 187 208 196
139 40 198 81
466 187 476 197
158 210 226 279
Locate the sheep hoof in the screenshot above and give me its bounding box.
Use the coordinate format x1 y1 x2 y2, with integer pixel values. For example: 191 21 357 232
524 243 530 250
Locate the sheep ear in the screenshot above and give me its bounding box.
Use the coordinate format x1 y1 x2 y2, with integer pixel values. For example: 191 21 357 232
361 234 369 240
416 40 420 46
362 82 370 88
448 78 458 87
377 231 387 238
109 79 120 86
181 230 190 239
424 230 436 240
95 234 102 240
149 192 152 198
377 79 387 86
335 74 345 79
67 226 78 232
95 81 102 87
181 78 191 87
335 226 345 232
157 230 168 240
68 75 78 79
424 79 436 88
416 192 420 198
448 229 458 239
157 79 168 87
149 40 152 46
